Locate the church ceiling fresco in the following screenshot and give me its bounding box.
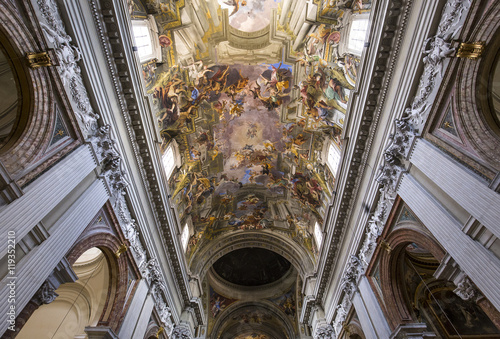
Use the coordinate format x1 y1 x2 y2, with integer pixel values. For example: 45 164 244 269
219 0 282 32
131 0 370 265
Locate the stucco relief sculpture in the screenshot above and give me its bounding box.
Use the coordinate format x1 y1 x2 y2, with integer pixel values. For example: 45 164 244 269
37 0 99 137
314 323 336 339
454 275 483 303
33 281 58 305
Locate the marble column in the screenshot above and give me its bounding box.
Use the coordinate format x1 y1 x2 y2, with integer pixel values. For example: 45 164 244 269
398 173 500 311
0 144 97 254
0 179 108 335
409 138 500 239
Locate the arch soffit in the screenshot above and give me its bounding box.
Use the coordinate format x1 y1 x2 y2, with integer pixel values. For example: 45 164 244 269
209 300 295 339
378 225 446 329
454 1 500 170
0 4 55 173
190 231 316 279
66 232 129 332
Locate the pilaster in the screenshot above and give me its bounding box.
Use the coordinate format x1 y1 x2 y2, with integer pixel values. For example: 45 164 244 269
409 138 500 239
0 144 97 254
355 276 391 338
0 178 108 335
398 173 500 311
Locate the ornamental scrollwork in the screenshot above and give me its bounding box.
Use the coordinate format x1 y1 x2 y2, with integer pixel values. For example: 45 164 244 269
33 281 58 306
37 0 99 137
314 323 336 339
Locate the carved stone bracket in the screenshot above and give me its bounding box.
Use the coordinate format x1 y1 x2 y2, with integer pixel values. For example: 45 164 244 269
171 323 193 339
32 281 58 306
314 323 336 339
453 275 483 303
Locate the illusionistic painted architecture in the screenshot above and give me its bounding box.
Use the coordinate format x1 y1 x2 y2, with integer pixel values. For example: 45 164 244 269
1 0 500 338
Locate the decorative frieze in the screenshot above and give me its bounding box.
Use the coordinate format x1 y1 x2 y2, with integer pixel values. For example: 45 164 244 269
324 0 472 335
35 0 180 333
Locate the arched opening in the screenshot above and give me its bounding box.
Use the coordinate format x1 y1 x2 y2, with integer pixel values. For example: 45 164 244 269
381 231 500 337
488 34 500 134
0 31 29 155
17 248 112 339
0 42 19 147
210 302 295 339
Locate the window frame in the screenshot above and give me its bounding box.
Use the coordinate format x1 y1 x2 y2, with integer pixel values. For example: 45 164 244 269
131 17 161 63
347 14 370 56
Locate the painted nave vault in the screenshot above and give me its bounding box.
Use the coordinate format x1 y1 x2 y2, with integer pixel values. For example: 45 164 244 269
1 0 500 338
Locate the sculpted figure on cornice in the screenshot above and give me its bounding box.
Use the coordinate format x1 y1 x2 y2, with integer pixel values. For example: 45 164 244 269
340 255 362 298
37 0 99 137
89 125 129 201
407 0 470 130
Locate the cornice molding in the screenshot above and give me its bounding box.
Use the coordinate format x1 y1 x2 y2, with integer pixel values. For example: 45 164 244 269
34 0 196 331
316 0 472 335
87 0 203 326
303 0 411 325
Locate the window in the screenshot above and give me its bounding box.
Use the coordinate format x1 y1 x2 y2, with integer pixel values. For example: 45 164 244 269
314 221 323 248
162 144 176 179
181 223 189 251
132 21 154 62
327 142 341 176
348 18 369 55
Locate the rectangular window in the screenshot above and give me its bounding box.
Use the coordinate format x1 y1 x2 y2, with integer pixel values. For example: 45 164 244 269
181 223 189 251
162 145 175 179
314 221 323 248
327 143 341 176
132 22 153 62
348 18 369 55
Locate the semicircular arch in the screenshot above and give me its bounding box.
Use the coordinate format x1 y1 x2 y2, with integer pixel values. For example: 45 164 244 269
210 300 296 339
190 231 316 280
66 232 129 332
379 224 445 329
0 4 57 175
454 1 500 171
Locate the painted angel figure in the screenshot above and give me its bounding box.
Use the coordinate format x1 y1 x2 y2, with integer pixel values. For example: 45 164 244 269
224 0 247 16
